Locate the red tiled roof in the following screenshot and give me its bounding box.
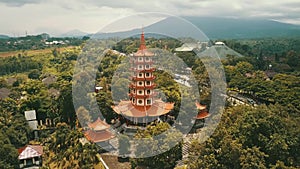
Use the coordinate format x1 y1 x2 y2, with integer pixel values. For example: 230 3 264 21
195 102 207 110
88 118 110 131
84 130 114 143
112 99 174 118
195 111 209 119
134 49 154 57
18 145 43 160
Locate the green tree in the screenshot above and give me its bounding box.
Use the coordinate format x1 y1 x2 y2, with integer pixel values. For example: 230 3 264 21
0 78 7 88
28 69 41 79
185 104 300 168
6 113 31 147
239 147 268 169
58 83 77 127
76 106 91 127
0 131 19 169
45 123 100 168
236 61 254 75
131 122 182 169
96 90 116 123
286 50 299 68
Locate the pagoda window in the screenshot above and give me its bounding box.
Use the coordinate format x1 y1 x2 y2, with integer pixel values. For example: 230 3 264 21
138 57 143 61
138 81 143 86
132 98 135 104
138 73 143 77
138 90 143 95
147 90 151 94
145 72 150 77
145 57 150 62
146 99 152 105
138 65 143 70
133 89 136 93
146 81 151 86
145 65 150 69
138 99 143 105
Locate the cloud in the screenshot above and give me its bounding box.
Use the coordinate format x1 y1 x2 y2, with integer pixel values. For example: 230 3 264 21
0 0 300 35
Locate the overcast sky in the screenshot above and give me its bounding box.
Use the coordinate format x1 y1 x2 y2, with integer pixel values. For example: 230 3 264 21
0 0 300 36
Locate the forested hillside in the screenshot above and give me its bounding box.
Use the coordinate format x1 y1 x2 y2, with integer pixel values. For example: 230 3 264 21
0 37 299 168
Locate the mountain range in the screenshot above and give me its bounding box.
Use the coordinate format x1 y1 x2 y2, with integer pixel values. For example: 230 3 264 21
59 29 89 38
0 34 10 39
91 17 300 40
1 17 300 40
184 17 300 39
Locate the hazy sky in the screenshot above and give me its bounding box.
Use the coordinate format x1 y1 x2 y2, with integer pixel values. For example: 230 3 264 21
0 0 299 36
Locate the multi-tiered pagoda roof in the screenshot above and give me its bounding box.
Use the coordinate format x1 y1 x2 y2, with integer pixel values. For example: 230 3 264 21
84 118 114 143
112 30 174 123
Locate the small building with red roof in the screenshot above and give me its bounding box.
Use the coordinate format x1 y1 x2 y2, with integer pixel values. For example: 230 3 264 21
84 118 115 150
18 145 43 169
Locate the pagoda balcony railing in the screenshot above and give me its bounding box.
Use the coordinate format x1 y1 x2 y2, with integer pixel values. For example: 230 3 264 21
130 60 154 64
128 92 157 98
129 83 156 89
130 68 155 72
133 53 155 57
131 76 156 81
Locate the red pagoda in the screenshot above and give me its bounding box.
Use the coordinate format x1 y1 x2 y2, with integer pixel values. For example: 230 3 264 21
112 30 174 125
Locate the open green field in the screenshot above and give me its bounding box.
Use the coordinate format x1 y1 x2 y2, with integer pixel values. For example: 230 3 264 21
0 46 78 58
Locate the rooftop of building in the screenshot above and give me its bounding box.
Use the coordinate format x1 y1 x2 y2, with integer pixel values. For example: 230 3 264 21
88 117 110 131
18 145 43 160
112 99 174 118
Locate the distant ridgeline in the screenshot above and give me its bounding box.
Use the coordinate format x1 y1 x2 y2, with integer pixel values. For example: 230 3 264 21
183 17 300 39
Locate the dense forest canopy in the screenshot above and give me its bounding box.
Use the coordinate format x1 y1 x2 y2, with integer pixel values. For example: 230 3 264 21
0 36 299 168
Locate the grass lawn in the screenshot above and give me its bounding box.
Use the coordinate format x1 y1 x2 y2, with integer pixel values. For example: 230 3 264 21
0 46 78 58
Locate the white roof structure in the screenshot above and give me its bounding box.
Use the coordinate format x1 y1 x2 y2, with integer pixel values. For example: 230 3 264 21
95 86 103 90
198 44 244 59
175 43 202 52
18 145 43 160
24 110 36 121
28 121 38 130
215 41 225 45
